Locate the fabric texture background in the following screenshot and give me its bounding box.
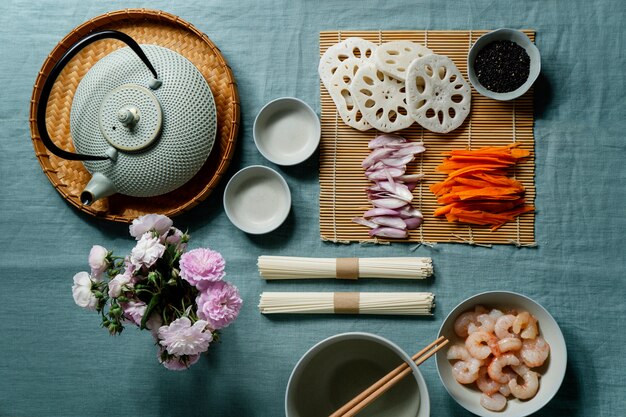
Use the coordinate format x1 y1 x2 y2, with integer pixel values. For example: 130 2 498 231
0 0 624 416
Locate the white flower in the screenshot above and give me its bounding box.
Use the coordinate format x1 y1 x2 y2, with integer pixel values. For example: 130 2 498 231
88 245 109 281
72 271 97 310
157 317 213 356
129 214 173 240
108 274 131 298
130 233 166 268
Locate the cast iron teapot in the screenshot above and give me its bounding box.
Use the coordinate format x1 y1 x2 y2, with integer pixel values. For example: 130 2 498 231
37 30 217 205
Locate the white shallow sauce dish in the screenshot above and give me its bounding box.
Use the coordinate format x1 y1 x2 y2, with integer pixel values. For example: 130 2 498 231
254 97 321 165
436 291 567 417
223 165 291 234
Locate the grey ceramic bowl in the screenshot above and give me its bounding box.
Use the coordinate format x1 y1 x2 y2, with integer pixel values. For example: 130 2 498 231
223 165 291 234
467 28 541 101
437 291 567 417
253 97 321 166
286 332 430 417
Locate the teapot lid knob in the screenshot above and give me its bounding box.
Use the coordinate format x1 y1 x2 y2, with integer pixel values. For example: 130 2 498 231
117 106 140 128
99 84 163 152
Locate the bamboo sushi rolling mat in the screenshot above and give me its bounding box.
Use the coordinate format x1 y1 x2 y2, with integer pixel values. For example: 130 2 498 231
319 30 536 246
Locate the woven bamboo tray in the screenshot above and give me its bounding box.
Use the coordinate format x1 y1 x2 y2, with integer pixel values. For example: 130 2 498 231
320 30 536 246
29 9 240 223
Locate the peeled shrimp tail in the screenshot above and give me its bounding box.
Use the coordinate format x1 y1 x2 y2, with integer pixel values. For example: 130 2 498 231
509 365 539 400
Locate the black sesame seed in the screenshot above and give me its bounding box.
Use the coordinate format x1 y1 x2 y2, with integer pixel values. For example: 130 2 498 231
474 40 530 93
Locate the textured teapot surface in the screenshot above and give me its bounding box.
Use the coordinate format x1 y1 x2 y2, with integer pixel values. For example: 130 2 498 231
70 45 217 198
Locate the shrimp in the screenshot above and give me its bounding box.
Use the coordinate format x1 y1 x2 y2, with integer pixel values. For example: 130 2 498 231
520 336 550 368
497 337 523 354
488 353 520 384
452 358 481 384
474 304 488 315
494 314 517 339
509 365 539 399
513 311 538 339
476 367 501 395
454 311 478 338
499 382 511 397
480 393 507 412
489 308 504 320
447 343 472 361
468 313 496 334
466 331 497 360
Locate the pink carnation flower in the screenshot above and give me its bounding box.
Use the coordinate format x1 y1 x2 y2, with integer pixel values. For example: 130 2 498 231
157 317 213 356
180 248 225 289
88 245 109 281
129 214 173 240
157 347 200 371
122 300 147 326
130 233 166 269
166 227 188 252
196 281 242 330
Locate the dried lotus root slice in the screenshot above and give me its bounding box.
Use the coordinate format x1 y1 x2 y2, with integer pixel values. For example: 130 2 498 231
350 64 414 133
327 58 372 131
406 54 471 134
318 37 377 91
374 41 433 81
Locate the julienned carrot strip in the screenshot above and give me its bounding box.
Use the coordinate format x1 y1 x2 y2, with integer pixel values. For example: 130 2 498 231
436 161 510 173
470 172 525 188
455 186 522 200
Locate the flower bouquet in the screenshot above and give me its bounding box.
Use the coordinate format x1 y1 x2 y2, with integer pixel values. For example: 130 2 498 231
71 214 242 370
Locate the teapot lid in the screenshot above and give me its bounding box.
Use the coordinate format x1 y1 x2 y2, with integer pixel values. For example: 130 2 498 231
70 44 217 198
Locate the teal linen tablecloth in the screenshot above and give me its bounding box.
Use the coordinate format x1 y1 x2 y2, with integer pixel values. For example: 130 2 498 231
1 0 624 415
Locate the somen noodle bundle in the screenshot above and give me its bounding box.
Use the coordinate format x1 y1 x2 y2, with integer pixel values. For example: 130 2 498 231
258 292 434 315
258 256 433 280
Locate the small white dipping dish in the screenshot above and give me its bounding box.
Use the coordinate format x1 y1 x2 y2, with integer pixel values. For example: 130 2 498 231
254 97 321 165
467 28 541 101
286 332 430 417
223 165 291 234
437 291 567 417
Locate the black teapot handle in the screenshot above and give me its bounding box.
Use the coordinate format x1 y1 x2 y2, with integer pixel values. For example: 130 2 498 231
36 30 159 161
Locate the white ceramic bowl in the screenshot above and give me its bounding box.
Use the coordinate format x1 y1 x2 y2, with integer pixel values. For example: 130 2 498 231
253 97 321 165
223 165 291 234
467 28 541 101
286 332 430 417
437 291 567 417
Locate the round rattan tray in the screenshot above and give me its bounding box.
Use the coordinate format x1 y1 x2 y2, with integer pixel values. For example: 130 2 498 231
29 9 240 223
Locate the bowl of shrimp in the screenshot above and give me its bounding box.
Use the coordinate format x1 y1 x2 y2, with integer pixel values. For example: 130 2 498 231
436 291 566 416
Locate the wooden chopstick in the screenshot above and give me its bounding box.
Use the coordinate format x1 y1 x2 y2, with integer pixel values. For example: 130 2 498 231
329 336 449 417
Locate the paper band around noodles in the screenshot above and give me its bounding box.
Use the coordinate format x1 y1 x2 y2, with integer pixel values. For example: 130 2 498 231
327 58 372 131
318 37 377 92
373 41 433 81
335 257 359 280
333 292 360 314
406 54 471 134
350 63 414 133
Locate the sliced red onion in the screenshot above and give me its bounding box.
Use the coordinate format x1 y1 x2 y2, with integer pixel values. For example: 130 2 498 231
406 182 417 192
365 167 405 181
381 154 415 167
363 208 401 217
361 148 395 168
404 217 424 230
399 206 424 219
369 227 408 238
371 216 407 229
379 181 412 202
389 144 426 156
368 134 406 149
352 217 378 229
397 173 425 182
371 198 408 209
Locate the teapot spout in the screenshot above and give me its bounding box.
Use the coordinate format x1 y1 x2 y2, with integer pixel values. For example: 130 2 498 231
80 172 116 206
